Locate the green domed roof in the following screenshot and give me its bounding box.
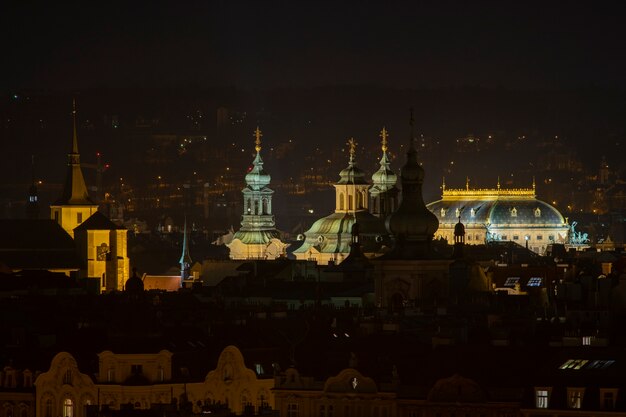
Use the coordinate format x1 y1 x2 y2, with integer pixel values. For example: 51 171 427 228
338 155 368 185
245 153 271 190
427 196 567 227
371 152 398 188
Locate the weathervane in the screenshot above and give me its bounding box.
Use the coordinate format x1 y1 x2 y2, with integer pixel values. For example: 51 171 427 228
254 126 262 153
380 127 388 152
347 137 357 160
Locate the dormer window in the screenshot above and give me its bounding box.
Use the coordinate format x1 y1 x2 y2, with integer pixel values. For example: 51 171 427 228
534 208 541 217
455 208 460 217
511 207 517 217
440 208 446 218
470 208 475 217
536 387 551 408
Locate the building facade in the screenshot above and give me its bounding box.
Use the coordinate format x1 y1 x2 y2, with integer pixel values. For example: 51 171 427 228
35 346 274 417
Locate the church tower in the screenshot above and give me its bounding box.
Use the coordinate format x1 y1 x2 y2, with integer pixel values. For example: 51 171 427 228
293 138 389 264
50 100 98 238
385 110 439 259
227 127 288 260
334 138 370 213
370 127 398 219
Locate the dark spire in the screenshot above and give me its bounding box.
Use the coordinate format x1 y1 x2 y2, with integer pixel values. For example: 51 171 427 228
180 217 192 285
54 99 94 205
385 109 439 259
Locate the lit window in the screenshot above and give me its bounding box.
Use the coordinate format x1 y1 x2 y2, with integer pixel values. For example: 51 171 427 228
535 208 541 217
63 399 73 417
455 208 460 217
470 208 475 217
504 277 520 287
440 208 446 217
255 363 264 375
527 277 542 287
582 336 592 346
559 359 589 370
536 388 550 408
511 207 517 217
568 388 584 409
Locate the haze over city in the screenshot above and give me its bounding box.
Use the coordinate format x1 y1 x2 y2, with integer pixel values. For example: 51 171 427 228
2 2 626 416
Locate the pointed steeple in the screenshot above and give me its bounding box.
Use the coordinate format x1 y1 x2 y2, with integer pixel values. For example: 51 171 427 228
338 138 367 185
245 127 271 191
386 109 439 259
180 217 192 284
55 100 94 205
370 127 398 218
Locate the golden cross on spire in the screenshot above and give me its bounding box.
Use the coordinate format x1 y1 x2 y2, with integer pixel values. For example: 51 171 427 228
347 137 357 159
254 126 262 153
380 127 389 152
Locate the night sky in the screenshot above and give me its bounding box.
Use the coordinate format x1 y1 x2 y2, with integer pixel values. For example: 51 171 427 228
3 1 626 90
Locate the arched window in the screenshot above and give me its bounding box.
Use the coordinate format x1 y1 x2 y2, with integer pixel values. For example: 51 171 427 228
348 195 354 210
44 399 53 417
63 370 73 385
534 207 541 217
511 207 517 217
339 193 345 210
356 192 362 209
440 208 446 218
262 199 269 215
63 399 73 417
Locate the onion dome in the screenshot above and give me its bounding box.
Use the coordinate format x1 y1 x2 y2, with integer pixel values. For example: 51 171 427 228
387 139 439 241
338 138 368 185
244 127 271 190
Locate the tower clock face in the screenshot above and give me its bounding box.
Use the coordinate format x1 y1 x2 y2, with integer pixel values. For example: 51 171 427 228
97 243 109 261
